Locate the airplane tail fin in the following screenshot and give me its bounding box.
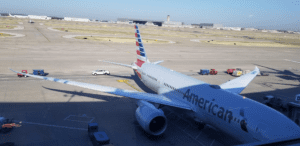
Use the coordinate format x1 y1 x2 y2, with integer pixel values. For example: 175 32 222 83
134 25 149 67
220 66 260 94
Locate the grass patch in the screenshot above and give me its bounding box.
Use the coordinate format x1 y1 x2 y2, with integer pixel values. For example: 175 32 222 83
202 40 299 47
0 33 12 37
54 27 197 38
0 18 19 24
0 25 16 29
74 36 169 43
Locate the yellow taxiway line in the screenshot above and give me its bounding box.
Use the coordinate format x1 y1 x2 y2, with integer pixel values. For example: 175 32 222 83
117 79 141 92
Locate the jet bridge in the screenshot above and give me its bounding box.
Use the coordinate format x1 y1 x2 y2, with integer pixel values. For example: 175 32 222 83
288 102 300 126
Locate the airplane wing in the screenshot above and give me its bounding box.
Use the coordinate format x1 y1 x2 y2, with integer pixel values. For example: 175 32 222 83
9 68 192 111
220 66 260 94
100 60 137 69
152 60 164 65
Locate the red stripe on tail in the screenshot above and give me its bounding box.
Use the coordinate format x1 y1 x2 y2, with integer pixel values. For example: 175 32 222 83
136 59 145 67
136 41 139 46
136 50 140 55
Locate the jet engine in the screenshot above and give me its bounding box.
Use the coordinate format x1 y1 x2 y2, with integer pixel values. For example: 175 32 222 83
135 100 167 136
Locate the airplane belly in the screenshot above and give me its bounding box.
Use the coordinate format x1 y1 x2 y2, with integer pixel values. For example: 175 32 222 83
141 73 159 93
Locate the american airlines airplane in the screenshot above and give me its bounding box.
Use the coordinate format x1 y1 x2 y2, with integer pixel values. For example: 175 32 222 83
10 25 300 144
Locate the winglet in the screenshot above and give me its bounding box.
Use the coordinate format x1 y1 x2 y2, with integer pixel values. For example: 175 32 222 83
220 67 260 94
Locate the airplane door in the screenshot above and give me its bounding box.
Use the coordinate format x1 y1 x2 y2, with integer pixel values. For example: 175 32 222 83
253 122 270 141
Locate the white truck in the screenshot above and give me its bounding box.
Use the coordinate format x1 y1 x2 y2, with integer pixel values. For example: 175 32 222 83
92 70 110 76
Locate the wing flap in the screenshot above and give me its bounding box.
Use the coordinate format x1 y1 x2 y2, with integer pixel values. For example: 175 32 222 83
9 68 191 110
220 67 259 94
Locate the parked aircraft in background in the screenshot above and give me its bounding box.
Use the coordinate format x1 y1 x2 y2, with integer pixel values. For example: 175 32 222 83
10 25 300 144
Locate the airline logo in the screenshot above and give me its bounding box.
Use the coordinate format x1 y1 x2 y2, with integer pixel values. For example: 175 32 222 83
134 25 146 67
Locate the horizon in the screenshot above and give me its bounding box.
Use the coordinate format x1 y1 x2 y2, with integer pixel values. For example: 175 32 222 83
1 0 299 31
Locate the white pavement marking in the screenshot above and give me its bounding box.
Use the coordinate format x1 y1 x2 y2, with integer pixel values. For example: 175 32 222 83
13 120 87 131
47 27 61 32
195 131 203 139
209 139 215 146
166 108 205 146
169 122 205 146
64 115 95 123
190 39 200 42
284 59 300 64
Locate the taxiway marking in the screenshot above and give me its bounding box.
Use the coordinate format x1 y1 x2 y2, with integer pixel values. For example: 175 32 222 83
13 120 87 131
284 59 300 64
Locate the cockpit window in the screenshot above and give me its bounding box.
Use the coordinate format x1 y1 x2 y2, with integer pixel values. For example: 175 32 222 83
209 85 221 89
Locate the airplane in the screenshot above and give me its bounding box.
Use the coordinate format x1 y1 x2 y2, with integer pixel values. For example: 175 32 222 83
10 25 300 144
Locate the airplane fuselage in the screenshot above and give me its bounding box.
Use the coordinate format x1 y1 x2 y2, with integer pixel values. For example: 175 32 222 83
135 63 300 143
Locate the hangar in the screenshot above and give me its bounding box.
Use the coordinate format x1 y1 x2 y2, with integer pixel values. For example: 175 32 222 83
117 18 164 26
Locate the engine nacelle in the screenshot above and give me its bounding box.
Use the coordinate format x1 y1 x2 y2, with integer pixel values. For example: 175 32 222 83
135 100 167 136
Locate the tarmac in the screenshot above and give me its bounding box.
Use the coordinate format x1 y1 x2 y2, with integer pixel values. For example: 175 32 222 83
0 19 300 146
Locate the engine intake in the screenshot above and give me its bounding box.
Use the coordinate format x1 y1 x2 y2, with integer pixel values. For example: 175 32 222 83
135 100 167 135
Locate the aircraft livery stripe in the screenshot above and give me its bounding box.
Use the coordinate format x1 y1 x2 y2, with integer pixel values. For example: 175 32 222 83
136 50 140 55
136 59 145 67
135 33 140 38
134 69 142 79
137 55 146 61
139 47 144 52
136 47 144 53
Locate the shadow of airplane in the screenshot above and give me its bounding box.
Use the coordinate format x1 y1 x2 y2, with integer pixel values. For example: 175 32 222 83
42 86 132 103
254 64 300 82
108 70 156 94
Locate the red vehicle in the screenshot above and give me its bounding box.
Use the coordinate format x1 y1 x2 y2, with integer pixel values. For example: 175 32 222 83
227 69 236 74
17 70 28 77
210 69 218 75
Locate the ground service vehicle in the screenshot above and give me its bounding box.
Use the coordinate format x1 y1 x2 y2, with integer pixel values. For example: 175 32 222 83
227 69 236 74
232 70 243 77
17 70 28 77
88 123 110 145
209 69 218 75
0 116 15 133
200 69 209 75
243 70 251 75
92 70 110 75
33 69 45 76
261 71 269 76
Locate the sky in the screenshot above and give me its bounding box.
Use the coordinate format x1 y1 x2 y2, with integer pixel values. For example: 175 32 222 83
1 0 299 31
